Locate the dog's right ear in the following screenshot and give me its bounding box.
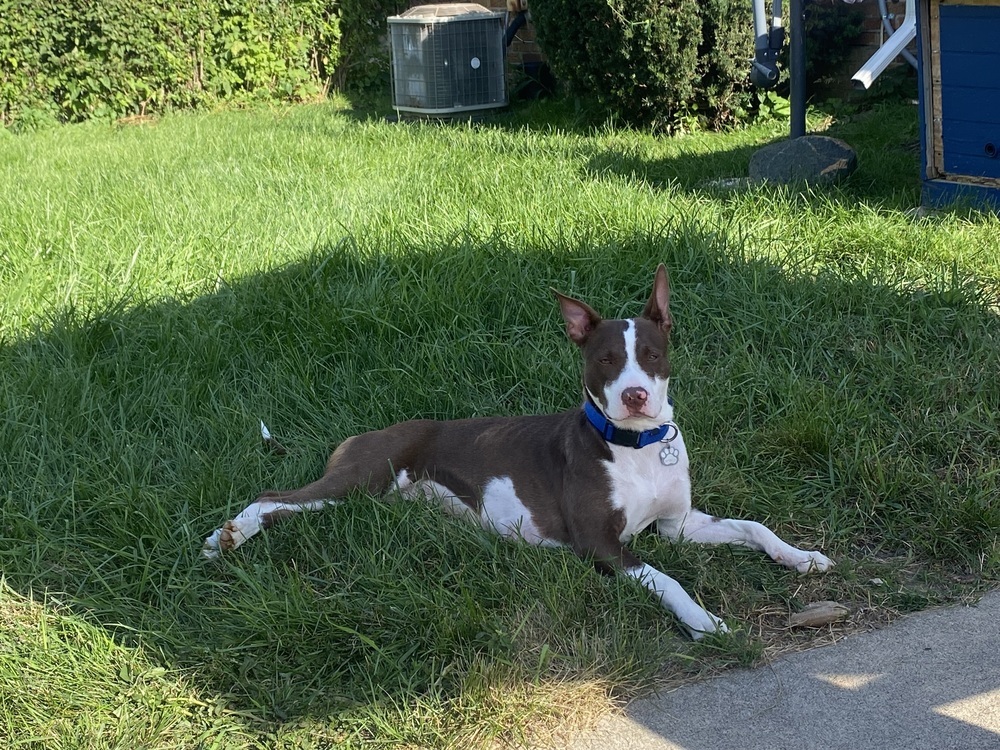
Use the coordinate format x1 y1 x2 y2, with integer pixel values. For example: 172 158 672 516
553 290 602 346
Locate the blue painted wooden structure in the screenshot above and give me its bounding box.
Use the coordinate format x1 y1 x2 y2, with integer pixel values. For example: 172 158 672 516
917 0 1000 209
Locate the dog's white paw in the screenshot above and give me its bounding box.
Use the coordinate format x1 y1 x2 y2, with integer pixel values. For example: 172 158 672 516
201 528 223 560
684 610 730 640
793 551 835 574
201 522 244 559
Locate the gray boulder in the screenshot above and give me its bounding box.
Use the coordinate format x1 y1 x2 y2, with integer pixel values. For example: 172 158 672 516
749 135 858 186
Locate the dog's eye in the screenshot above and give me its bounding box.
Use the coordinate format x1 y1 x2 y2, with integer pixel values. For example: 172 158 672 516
599 356 614 365
647 352 660 362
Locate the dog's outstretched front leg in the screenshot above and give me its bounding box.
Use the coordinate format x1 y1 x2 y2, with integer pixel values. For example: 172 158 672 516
659 509 835 573
571 509 729 639
623 562 730 640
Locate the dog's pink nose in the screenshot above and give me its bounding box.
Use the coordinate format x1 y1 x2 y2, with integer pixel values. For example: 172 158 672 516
621 387 648 412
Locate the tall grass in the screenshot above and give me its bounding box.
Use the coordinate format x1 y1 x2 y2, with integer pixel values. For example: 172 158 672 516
0 96 997 748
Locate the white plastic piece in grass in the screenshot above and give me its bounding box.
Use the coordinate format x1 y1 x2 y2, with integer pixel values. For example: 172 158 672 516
260 420 287 455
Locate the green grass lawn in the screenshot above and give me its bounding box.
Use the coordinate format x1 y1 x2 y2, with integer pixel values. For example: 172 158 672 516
1 95 998 748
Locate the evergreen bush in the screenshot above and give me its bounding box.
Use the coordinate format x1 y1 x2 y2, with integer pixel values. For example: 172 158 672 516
531 0 754 131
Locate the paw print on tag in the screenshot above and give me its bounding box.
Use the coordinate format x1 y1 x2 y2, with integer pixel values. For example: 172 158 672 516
659 444 679 466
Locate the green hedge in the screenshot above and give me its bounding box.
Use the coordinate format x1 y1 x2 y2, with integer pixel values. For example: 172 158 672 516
334 0 404 92
532 0 867 131
0 0 341 128
531 0 755 131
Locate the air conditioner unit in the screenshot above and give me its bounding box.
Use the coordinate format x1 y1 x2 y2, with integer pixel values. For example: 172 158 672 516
388 3 508 118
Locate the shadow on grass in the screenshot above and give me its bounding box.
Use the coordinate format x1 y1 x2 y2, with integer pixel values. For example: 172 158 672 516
336 88 617 136
583 140 767 193
308 92 931 215
1 226 997 744
579 102 927 208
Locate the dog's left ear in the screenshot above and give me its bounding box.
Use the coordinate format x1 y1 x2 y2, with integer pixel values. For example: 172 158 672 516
642 264 672 333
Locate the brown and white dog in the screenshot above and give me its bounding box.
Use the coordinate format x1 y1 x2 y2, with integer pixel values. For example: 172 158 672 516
202 265 833 638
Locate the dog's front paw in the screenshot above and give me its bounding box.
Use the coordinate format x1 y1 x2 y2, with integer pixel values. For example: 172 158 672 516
793 551 835 574
684 610 730 641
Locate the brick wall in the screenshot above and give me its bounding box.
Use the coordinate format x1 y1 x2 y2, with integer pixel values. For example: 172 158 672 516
481 1 544 66
837 0 916 91
857 0 910 48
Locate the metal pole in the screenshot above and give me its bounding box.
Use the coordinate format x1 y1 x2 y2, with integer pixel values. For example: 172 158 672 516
789 0 806 138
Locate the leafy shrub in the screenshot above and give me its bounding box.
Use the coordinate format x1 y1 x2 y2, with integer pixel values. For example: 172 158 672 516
531 0 754 131
0 0 341 128
334 0 404 92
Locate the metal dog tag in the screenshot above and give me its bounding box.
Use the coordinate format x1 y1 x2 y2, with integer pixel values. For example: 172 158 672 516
659 445 679 466
659 424 679 466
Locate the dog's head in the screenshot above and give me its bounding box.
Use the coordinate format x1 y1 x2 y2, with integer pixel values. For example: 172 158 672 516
554 264 673 429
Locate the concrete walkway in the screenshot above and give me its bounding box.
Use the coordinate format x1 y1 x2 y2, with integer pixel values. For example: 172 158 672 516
567 590 999 750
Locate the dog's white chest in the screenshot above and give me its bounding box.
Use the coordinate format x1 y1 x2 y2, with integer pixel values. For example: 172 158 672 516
604 431 692 541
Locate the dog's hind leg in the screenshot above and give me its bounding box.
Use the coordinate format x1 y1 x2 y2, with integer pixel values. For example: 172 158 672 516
201 430 406 559
201 497 333 559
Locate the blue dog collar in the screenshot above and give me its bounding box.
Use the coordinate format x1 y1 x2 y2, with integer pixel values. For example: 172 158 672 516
583 398 676 449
